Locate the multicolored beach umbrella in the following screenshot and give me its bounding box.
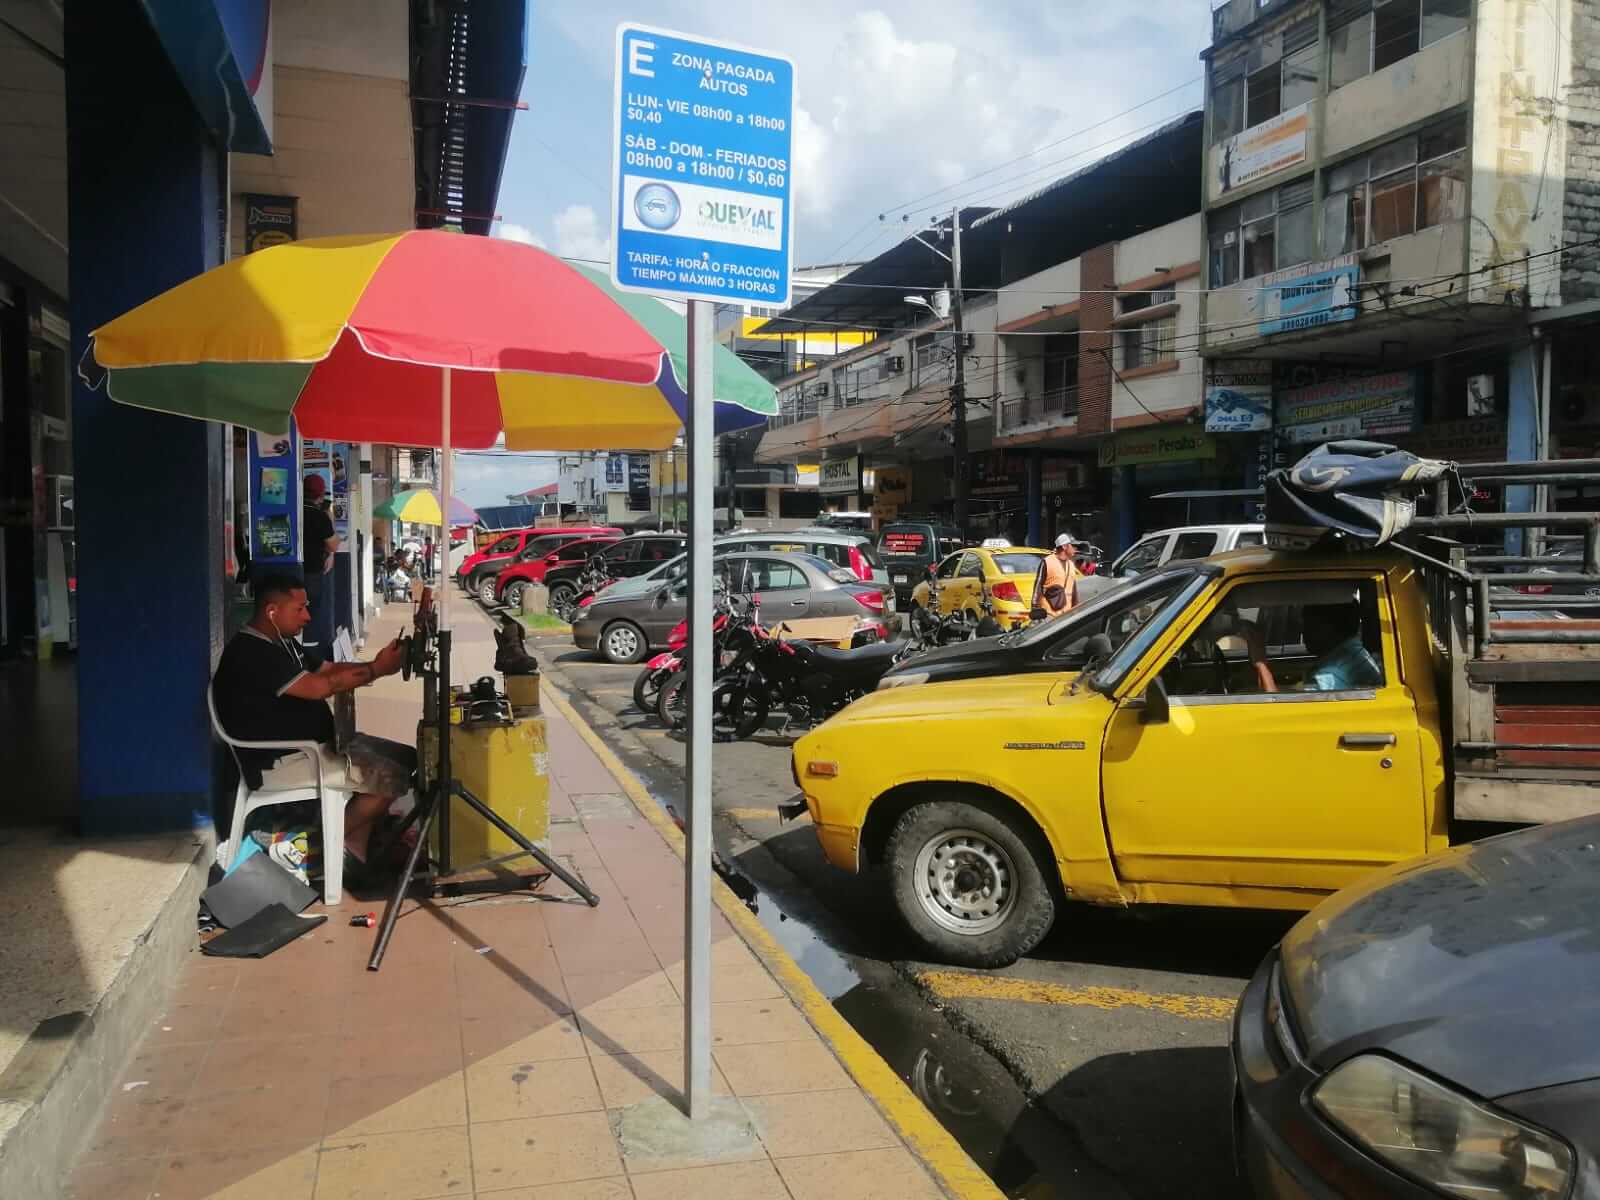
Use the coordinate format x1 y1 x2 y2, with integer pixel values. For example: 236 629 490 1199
82 230 777 450
372 489 478 527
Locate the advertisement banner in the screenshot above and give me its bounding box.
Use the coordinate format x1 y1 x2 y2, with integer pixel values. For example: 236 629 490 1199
1098 428 1215 469
819 455 860 495
605 453 626 488
628 453 652 504
248 420 299 568
1214 102 1309 194
1255 255 1360 336
1205 360 1274 433
243 194 297 253
1277 371 1419 445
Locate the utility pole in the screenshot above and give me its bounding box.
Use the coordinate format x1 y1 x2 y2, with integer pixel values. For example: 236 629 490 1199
949 205 969 537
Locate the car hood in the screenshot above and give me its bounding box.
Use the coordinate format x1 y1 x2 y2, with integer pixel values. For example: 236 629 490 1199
825 669 1063 724
1280 815 1600 1098
881 635 1038 685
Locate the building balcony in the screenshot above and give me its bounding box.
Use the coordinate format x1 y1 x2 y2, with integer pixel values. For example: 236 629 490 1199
996 386 1079 440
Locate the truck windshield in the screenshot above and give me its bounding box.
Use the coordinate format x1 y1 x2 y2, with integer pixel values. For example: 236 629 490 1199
1089 572 1215 692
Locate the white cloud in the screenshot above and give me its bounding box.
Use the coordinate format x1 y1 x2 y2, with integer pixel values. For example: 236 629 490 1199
449 451 558 509
552 204 610 264
495 222 546 248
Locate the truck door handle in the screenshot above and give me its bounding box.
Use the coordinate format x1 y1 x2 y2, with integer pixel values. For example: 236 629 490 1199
789 599 806 606
1340 733 1396 749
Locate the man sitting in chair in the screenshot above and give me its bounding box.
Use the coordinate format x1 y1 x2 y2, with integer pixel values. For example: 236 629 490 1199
213 573 412 883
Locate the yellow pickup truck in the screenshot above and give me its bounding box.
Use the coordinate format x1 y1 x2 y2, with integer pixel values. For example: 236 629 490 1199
791 542 1600 966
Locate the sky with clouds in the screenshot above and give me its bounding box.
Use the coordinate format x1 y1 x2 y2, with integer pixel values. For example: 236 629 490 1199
465 1 1211 504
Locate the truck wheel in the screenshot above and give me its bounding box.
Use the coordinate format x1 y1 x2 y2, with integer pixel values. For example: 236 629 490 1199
886 800 1056 968
475 573 499 606
502 581 528 611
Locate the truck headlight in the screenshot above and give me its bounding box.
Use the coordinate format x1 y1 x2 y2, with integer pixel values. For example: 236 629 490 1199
1312 1055 1572 1199
878 672 928 690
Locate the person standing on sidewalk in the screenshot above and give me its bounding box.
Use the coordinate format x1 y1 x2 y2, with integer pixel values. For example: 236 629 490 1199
302 474 340 652
422 535 435 582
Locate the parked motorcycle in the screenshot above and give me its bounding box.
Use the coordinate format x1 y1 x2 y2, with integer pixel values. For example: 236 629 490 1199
552 556 615 623
632 590 737 716
693 601 905 738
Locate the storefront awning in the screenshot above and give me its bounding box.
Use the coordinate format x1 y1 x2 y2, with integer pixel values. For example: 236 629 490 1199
140 0 273 155
412 0 530 235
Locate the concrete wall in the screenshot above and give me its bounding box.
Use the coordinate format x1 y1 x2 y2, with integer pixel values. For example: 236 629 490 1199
1205 221 1464 353
996 258 1079 327
274 0 409 80
1322 30 1471 161
1115 216 1201 284
0 11 67 298
229 63 413 251
1564 0 1600 303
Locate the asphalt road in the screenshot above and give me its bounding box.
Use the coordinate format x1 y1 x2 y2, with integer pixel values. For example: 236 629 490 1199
528 622 1298 1199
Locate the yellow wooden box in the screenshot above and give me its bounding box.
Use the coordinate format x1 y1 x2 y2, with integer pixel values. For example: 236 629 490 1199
418 714 550 873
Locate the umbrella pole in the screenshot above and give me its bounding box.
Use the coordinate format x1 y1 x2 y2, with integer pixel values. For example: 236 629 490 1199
437 367 452 874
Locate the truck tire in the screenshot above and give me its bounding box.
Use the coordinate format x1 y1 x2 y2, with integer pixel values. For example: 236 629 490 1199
885 799 1056 968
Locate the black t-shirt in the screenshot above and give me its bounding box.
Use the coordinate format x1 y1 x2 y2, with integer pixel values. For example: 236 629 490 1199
213 626 335 787
304 503 335 575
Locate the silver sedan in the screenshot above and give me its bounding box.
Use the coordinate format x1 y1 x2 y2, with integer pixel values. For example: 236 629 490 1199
572 551 891 664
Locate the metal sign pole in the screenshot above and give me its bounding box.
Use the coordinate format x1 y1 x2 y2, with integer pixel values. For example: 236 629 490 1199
683 299 714 1117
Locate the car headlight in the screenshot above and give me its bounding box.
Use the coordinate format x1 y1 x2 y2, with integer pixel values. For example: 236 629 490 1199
878 671 928 690
1312 1055 1572 1200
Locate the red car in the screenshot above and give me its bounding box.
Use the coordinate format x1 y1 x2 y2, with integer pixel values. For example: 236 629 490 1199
493 535 624 608
457 526 621 603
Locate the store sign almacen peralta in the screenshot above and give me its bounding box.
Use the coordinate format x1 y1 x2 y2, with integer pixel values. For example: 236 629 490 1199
1098 428 1217 469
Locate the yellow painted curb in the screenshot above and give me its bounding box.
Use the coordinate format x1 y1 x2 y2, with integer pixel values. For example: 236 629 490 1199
919 969 1238 1021
541 681 1004 1200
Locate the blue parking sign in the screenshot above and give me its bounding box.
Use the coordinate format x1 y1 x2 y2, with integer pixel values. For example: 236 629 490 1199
612 24 795 307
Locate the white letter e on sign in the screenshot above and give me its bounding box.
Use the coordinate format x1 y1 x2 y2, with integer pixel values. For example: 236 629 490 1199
628 38 655 77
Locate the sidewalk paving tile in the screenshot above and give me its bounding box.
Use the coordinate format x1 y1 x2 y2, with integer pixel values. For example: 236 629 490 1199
627 1159 789 1200
713 1039 853 1096
463 1054 603 1122
316 1126 473 1200
775 1147 947 1200
741 1089 900 1158
469 1111 623 1190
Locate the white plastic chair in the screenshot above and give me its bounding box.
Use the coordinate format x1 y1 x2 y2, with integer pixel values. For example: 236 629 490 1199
207 684 347 906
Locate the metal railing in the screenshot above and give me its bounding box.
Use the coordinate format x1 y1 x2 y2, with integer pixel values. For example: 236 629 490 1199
997 385 1079 433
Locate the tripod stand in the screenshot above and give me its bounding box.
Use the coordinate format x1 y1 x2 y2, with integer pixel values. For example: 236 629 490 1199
368 627 601 972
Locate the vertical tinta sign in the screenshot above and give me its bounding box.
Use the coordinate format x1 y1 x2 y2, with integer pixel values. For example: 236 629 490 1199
612 24 795 307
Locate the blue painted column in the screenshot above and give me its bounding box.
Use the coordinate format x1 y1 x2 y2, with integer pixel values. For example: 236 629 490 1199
1504 343 1539 555
1115 466 1139 555
1025 453 1043 547
67 2 226 833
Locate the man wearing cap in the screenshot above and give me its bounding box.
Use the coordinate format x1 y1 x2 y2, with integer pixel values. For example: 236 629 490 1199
302 474 340 653
1036 533 1081 619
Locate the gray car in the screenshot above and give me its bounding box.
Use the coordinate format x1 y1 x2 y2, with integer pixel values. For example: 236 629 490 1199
573 551 890 663
1234 814 1600 1199
592 530 892 606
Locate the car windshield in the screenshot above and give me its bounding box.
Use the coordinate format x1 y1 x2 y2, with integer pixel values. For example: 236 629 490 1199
992 551 1045 575
998 567 1204 657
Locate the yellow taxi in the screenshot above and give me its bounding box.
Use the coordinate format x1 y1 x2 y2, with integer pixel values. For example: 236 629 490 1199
909 544 1047 631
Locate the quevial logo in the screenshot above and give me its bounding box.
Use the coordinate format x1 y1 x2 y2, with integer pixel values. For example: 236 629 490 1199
634 183 681 231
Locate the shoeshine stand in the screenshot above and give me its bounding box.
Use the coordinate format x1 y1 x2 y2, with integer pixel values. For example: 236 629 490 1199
367 623 601 972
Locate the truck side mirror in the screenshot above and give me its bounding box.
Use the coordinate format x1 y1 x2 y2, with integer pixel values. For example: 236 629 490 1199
1140 676 1170 725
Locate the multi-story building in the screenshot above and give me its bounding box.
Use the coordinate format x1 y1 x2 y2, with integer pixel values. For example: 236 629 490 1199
756 114 1208 550
1200 0 1600 509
